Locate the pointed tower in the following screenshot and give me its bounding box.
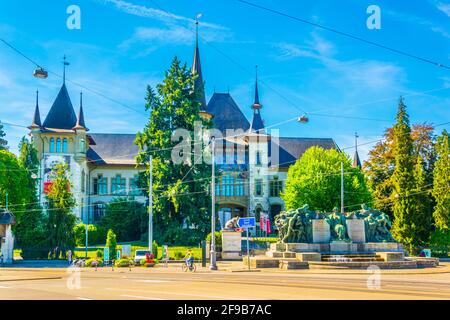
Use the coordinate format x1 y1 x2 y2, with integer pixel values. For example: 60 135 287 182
249 66 265 134
28 90 42 130
353 132 362 169
73 92 88 131
192 17 213 120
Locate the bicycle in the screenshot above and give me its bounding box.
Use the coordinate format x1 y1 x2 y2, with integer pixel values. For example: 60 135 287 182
182 260 196 272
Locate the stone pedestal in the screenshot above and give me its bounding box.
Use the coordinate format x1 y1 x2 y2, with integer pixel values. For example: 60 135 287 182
312 220 330 243
221 231 241 260
1 225 14 264
346 219 366 243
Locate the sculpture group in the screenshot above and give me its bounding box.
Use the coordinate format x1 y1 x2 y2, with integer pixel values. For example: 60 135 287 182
275 204 394 243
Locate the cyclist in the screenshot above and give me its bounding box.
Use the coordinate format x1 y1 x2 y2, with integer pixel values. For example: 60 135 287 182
184 249 194 268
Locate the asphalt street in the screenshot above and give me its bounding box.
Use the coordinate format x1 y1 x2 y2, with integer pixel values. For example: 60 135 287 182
1 263 450 300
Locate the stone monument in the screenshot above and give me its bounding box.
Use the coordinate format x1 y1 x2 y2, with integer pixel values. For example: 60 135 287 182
221 217 242 260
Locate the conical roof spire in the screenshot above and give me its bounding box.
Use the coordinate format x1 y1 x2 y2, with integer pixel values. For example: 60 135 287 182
192 14 213 120
43 83 77 129
29 90 42 129
73 92 88 131
249 66 265 134
353 132 362 169
253 65 261 108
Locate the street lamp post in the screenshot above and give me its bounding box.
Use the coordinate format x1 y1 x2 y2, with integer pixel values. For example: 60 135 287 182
210 138 217 270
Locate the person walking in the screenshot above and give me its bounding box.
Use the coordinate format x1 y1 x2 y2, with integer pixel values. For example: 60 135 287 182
67 249 73 266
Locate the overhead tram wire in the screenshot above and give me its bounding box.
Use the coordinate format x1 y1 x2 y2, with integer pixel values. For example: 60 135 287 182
0 38 147 116
236 0 450 70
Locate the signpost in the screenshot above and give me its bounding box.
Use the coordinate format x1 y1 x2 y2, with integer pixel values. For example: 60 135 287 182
238 217 256 270
104 247 110 265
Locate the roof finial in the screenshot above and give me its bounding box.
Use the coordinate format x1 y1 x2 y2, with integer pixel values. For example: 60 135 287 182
355 132 359 152
80 91 83 107
36 90 39 107
63 55 70 83
195 13 202 46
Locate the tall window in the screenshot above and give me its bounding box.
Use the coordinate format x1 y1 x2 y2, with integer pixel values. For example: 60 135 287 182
222 175 234 196
111 174 126 195
79 139 85 153
93 174 107 195
93 203 106 222
236 177 245 196
255 179 263 196
62 138 68 153
215 178 220 196
49 138 55 153
256 151 262 166
56 138 61 153
129 175 142 196
81 170 86 193
269 177 283 197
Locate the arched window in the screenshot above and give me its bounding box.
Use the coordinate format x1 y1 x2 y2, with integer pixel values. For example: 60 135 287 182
56 138 61 153
49 138 55 153
62 138 68 153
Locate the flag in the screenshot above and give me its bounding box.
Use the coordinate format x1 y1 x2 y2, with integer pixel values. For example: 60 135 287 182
266 218 271 234
259 215 264 231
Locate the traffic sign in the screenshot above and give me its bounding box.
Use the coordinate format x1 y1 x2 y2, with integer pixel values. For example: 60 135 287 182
238 217 256 228
104 247 109 262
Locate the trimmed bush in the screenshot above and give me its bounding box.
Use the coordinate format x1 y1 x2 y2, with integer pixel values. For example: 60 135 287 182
85 259 103 267
114 258 133 268
152 240 159 259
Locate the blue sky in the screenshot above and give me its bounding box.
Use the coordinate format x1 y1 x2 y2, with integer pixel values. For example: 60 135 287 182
0 0 449 161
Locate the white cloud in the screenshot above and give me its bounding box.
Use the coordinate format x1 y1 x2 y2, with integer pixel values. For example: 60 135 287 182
437 2 450 17
99 0 226 30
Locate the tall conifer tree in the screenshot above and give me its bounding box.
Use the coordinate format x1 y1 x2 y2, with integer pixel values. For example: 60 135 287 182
432 130 450 231
391 98 421 253
135 57 212 245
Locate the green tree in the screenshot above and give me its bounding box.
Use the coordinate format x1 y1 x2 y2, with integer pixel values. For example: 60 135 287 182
390 98 422 253
364 124 435 217
282 146 372 212
0 150 30 211
73 223 104 246
106 229 117 261
135 57 212 245
14 136 47 248
46 163 77 259
412 156 433 243
432 130 450 231
98 198 147 242
0 121 8 150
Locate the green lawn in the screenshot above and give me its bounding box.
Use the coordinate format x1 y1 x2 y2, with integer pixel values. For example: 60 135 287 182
73 242 202 260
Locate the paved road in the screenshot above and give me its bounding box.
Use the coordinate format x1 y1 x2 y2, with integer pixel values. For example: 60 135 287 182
1 263 450 300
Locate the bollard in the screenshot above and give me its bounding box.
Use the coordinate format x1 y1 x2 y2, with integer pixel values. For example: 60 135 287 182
201 240 206 268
